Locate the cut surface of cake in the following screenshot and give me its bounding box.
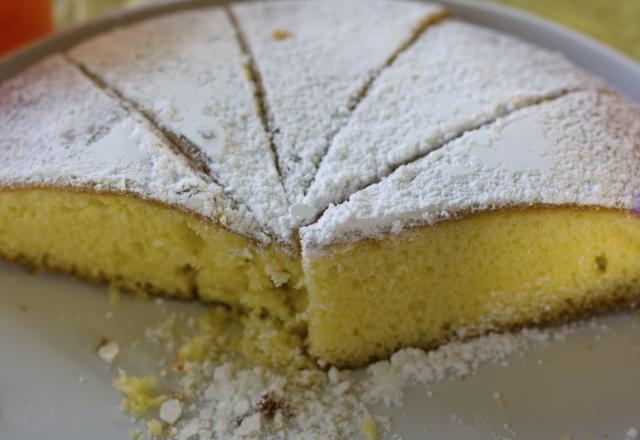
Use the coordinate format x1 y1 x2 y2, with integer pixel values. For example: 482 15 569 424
231 0 446 204
1 0 640 368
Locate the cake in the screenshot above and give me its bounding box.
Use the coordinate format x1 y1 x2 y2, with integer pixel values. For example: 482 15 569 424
1 0 639 367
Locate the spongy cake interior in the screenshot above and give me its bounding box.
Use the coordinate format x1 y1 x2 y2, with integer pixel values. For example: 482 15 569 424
0 188 304 322
3 191 640 367
304 207 640 366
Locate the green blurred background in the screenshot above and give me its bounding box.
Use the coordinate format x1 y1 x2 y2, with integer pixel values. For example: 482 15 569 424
492 0 639 60
53 0 640 60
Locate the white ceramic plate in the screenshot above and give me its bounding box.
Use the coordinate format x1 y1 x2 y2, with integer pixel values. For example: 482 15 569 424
1 1 640 439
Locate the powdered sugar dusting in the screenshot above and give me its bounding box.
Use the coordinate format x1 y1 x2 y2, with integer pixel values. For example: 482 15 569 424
231 0 445 204
0 55 265 241
302 20 605 225
302 90 640 252
68 8 290 242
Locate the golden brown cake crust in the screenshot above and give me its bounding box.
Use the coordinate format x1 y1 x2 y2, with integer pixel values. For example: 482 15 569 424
0 249 193 300
402 283 640 370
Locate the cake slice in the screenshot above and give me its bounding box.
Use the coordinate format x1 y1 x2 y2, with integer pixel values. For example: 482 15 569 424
302 20 605 224
301 90 640 366
0 55 302 320
68 8 291 242
230 0 446 204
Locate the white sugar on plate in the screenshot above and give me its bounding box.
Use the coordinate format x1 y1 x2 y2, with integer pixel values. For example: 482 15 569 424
161 324 575 439
160 399 183 425
98 341 120 364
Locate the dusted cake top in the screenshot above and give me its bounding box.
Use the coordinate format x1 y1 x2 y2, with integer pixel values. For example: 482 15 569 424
232 0 446 204
2 1 638 252
0 55 266 242
301 20 606 224
301 90 640 252
68 8 290 242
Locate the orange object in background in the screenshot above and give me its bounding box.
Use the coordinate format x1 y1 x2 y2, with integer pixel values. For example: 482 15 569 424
0 0 52 56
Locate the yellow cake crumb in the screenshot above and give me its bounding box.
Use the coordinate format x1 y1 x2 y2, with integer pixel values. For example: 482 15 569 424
493 391 505 409
146 418 164 437
114 369 167 416
108 284 122 305
272 29 292 41
240 311 310 370
360 414 379 440
176 308 233 363
128 428 144 440
174 306 310 371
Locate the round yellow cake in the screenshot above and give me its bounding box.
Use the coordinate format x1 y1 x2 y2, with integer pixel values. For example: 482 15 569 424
1 0 639 367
